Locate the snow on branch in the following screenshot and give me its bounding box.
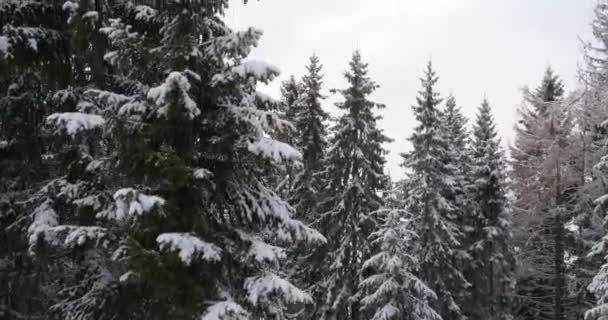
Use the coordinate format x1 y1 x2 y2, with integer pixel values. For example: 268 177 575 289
157 233 221 265
28 199 58 251
205 27 263 59
47 112 105 136
224 104 294 136
247 137 301 164
28 200 107 253
232 181 326 244
245 273 313 306
109 188 165 220
237 230 285 265
201 300 249 320
213 60 280 85
148 71 200 119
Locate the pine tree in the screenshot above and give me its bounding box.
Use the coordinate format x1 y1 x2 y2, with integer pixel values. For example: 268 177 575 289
467 99 515 320
401 61 469 320
317 51 390 320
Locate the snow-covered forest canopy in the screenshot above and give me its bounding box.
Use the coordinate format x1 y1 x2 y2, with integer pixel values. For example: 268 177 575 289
0 1 608 320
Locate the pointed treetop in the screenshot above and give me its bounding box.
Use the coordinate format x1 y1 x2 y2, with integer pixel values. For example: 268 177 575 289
474 98 500 144
535 66 564 102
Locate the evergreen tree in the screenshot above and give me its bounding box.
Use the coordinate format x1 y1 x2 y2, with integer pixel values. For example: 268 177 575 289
438 95 473 313
467 99 515 320
12 1 325 319
359 189 441 320
317 51 390 320
512 68 576 320
290 54 329 222
401 61 469 320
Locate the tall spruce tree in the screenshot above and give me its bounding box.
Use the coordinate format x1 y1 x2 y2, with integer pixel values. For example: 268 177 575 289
282 55 332 320
467 99 515 320
317 51 390 320
290 54 329 222
12 1 326 320
359 188 441 320
401 61 469 320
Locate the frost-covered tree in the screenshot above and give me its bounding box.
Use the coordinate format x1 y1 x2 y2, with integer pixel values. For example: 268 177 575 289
401 61 469 320
316 51 390 320
512 68 579 320
359 190 441 320
582 2 608 319
466 99 515 320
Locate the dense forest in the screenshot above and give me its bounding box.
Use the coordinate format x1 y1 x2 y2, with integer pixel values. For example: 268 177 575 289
1 1 608 320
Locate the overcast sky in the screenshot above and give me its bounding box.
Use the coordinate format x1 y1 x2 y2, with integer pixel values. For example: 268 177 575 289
225 0 594 178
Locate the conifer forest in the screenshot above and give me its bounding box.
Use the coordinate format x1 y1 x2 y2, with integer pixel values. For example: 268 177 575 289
2 1 608 320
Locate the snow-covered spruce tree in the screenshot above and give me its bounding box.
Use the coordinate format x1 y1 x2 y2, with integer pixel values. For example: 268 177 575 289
280 55 331 319
583 2 608 319
401 61 469 320
466 99 515 320
0 1 118 318
437 94 474 313
290 53 329 222
317 51 391 320
511 68 579 320
61 1 324 319
280 75 303 129
359 188 441 320
272 75 303 198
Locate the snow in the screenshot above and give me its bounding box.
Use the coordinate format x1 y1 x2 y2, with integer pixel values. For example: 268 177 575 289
47 112 105 136
231 60 280 84
247 137 302 163
205 27 263 60
193 168 213 180
238 231 285 264
62 226 107 247
28 200 58 251
83 11 99 21
62 1 79 23
0 35 11 59
134 5 157 21
27 38 37 52
148 72 200 119
62 1 78 12
245 273 313 306
85 160 103 172
224 105 294 136
119 271 135 283
0 139 10 149
111 188 165 220
201 301 249 320
156 233 221 265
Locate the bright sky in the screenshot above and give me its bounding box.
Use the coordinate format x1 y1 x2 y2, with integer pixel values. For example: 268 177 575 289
225 0 594 178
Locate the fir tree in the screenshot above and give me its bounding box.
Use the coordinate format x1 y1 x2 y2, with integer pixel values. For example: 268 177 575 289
317 51 390 320
401 61 469 320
